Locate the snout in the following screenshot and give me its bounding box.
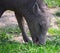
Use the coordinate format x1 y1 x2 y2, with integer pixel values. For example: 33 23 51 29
32 34 46 45
31 20 48 45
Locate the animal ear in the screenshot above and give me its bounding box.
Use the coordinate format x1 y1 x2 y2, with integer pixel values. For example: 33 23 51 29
32 3 37 14
32 2 42 15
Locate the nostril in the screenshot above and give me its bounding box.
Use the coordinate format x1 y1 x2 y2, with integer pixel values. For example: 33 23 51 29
36 37 39 43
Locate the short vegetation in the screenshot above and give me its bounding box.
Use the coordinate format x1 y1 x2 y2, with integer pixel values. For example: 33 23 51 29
0 0 60 53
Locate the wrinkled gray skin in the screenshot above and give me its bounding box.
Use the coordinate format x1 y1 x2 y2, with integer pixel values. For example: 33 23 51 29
0 0 49 45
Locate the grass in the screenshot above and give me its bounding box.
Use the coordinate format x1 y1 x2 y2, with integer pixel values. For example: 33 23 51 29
0 27 60 53
55 12 60 17
0 25 21 34
48 17 60 35
48 28 60 35
0 26 21 38
45 0 60 8
0 37 60 53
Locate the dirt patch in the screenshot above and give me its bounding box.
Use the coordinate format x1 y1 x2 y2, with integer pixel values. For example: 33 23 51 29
0 10 18 27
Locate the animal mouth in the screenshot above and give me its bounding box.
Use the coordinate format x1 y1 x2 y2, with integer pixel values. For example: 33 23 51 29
36 37 39 44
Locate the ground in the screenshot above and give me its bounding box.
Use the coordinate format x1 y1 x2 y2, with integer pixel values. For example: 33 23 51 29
0 8 60 42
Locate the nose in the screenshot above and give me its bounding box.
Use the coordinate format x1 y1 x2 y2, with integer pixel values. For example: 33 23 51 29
32 35 46 45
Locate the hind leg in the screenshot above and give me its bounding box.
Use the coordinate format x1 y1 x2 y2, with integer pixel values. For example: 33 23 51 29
15 12 31 42
0 8 5 17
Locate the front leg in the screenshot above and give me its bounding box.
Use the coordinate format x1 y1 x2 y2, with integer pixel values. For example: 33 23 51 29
15 12 31 42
